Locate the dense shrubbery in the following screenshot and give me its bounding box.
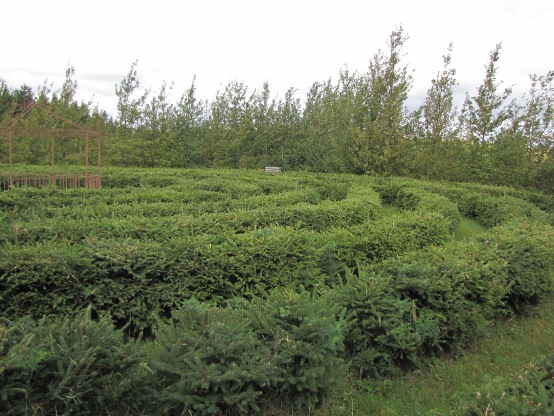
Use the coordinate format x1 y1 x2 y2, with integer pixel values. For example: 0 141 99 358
481 221 554 313
421 182 552 226
457 352 554 415
0 212 448 336
373 182 461 231
334 219 554 378
0 309 149 416
1 168 553 414
152 292 345 415
0 292 345 415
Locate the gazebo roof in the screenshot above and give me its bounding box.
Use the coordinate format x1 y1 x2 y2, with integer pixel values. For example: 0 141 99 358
0 101 101 138
0 101 102 189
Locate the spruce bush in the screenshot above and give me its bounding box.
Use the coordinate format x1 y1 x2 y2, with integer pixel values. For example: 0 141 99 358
152 292 346 415
246 290 346 410
0 309 150 415
335 271 425 377
458 353 554 415
480 221 554 314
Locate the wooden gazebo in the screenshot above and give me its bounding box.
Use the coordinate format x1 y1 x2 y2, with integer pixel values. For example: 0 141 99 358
0 101 101 189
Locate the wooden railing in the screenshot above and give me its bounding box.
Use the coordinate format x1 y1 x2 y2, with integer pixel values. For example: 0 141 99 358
1 173 101 189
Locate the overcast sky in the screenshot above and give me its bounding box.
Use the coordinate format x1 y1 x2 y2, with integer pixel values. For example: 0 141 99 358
2 0 553 116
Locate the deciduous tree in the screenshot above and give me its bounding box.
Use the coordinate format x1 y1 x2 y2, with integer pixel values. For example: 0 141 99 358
460 43 513 181
409 43 459 179
352 26 412 176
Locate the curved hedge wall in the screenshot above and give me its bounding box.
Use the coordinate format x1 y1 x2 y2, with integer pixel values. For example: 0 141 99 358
1 167 553 414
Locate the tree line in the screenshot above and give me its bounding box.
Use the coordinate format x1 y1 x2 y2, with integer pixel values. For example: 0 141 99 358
1 28 553 191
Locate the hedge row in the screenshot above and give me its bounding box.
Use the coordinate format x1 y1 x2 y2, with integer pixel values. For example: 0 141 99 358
0 171 351 216
2 192 381 245
1 219 552 415
0 187 325 220
0 210 450 336
0 292 345 416
419 183 551 227
374 184 461 232
340 220 554 378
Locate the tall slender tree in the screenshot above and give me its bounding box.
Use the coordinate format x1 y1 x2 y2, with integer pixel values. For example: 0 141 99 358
461 43 512 145
206 81 251 167
274 87 302 168
510 70 554 189
352 26 412 176
140 81 176 166
115 60 149 130
247 82 277 167
409 43 459 179
173 76 207 167
0 79 13 122
112 61 150 165
519 71 554 161
460 43 513 181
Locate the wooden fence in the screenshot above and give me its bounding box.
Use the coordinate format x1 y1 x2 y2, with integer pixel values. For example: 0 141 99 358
1 173 101 189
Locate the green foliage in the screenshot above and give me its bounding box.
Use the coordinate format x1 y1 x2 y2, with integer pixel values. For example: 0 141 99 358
351 26 413 176
0 308 149 415
408 43 460 179
458 353 554 415
336 237 511 378
3 29 554 191
1 168 554 414
152 292 346 415
335 271 427 377
374 184 461 232
480 221 554 314
318 209 451 277
247 290 346 410
460 193 548 227
416 182 551 227
151 299 269 415
375 241 510 349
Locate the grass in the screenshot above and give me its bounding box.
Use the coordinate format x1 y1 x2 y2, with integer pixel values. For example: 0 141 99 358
381 205 487 242
305 295 554 416
304 214 550 416
453 217 487 241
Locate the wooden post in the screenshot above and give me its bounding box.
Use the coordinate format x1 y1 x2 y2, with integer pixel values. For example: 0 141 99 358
8 127 13 188
85 130 89 185
51 136 55 187
97 134 101 188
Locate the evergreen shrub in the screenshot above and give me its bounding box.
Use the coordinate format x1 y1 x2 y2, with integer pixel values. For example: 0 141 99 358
372 184 461 232
375 240 510 350
457 353 554 415
152 291 346 415
0 309 149 416
335 271 427 377
318 210 451 275
441 190 548 227
480 221 554 314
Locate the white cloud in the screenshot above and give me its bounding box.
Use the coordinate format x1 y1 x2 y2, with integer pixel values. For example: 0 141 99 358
2 0 552 116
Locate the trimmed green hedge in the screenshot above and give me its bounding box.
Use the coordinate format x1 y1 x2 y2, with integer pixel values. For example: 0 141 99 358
1 208 450 336
1 194 381 245
152 292 345 415
479 221 554 313
0 309 149 416
373 184 461 232
334 220 554 377
0 292 346 416
1 168 553 413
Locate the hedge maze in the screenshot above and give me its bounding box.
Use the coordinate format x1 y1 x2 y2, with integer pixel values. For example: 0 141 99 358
1 168 553 415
